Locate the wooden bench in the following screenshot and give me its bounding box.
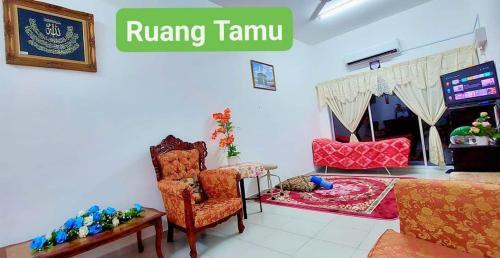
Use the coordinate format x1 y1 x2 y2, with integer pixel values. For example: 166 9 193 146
0 208 165 258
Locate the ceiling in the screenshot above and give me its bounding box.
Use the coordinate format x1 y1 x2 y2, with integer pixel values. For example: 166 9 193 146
209 0 432 45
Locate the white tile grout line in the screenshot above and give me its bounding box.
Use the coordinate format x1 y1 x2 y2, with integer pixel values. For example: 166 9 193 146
244 204 410 255
243 220 319 239
354 222 377 250
289 237 314 258
208 233 294 258
206 214 382 256
304 236 361 258
308 217 374 251
247 202 338 220
248 202 383 227
101 212 379 258
247 207 335 229
216 211 335 256
200 219 297 257
238 212 371 255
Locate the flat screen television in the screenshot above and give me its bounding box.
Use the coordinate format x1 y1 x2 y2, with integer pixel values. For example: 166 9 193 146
440 61 500 108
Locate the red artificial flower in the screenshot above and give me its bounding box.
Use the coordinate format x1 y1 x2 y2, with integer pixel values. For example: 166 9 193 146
226 134 234 145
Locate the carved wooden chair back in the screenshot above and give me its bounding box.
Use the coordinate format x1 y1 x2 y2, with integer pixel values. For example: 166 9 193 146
150 135 208 181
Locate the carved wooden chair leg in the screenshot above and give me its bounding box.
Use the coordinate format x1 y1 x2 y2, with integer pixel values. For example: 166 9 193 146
187 231 198 258
237 209 245 233
167 221 174 242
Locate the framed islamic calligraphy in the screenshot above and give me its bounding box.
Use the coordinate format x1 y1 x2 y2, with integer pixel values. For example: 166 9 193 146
3 0 97 72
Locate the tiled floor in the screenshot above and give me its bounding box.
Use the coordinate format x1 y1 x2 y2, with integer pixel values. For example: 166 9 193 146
97 167 450 258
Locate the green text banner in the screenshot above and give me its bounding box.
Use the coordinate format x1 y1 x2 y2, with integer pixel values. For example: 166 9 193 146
116 8 293 52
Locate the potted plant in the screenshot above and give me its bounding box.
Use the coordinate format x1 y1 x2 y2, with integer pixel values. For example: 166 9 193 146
450 126 474 145
211 108 240 165
494 132 500 145
469 112 496 145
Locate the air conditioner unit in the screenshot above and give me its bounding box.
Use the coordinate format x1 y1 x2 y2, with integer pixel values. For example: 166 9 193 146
344 39 401 66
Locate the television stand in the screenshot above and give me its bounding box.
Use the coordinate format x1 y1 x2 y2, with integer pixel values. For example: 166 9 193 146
449 144 500 172
446 99 499 111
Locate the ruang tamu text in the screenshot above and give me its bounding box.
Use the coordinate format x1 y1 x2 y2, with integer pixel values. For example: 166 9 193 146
126 20 284 47
116 8 293 52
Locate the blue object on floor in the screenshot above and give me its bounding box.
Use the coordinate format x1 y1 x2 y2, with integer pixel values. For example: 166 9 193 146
310 176 333 189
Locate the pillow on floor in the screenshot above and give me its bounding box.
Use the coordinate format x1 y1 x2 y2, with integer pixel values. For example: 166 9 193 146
279 176 316 192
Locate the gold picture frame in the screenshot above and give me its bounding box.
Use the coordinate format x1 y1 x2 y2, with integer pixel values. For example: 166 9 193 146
3 0 97 72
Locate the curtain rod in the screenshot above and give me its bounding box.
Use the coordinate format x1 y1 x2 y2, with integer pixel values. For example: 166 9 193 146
400 14 480 54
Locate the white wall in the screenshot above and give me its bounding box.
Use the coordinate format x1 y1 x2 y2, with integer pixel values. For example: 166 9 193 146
2 0 500 252
312 0 500 137
0 0 320 248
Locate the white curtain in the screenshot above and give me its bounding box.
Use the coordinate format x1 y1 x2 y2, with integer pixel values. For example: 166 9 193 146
385 47 478 165
316 45 478 165
324 93 371 142
317 73 375 142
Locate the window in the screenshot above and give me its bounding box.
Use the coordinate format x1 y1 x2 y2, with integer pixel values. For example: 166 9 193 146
329 94 431 165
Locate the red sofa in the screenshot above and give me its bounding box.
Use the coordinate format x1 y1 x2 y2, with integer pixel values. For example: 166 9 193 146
312 138 410 170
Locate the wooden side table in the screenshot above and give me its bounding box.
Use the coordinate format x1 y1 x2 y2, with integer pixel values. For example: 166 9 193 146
0 208 165 258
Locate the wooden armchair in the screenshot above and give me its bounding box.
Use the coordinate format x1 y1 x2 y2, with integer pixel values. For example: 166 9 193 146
150 135 244 258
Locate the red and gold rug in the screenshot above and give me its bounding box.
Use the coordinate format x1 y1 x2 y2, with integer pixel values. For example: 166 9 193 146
260 175 414 220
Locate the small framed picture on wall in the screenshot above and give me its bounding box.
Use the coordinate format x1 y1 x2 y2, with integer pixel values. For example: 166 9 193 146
250 60 276 91
3 0 97 72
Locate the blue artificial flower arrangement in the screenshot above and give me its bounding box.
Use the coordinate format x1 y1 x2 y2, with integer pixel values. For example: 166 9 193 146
30 203 144 254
